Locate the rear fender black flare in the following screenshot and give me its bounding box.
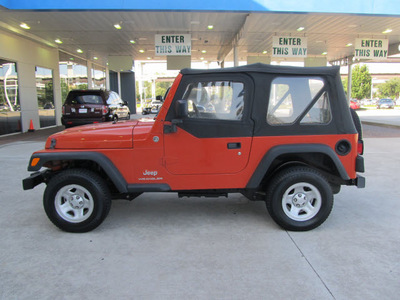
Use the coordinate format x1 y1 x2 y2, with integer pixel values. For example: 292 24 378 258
27 152 128 193
246 144 350 189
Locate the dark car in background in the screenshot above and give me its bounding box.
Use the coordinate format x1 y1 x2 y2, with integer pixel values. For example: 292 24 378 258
377 98 395 109
61 90 130 128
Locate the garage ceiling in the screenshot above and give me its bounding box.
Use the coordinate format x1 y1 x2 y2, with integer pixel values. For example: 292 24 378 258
1 8 400 67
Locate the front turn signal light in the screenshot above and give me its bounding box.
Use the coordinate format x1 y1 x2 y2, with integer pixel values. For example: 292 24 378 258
31 157 40 167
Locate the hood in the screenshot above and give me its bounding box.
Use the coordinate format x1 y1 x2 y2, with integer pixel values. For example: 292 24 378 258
46 120 139 149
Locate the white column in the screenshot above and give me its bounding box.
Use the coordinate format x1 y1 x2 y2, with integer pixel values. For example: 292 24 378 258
233 45 239 67
347 64 352 102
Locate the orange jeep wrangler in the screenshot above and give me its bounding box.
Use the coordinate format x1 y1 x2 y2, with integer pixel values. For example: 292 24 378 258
23 64 365 232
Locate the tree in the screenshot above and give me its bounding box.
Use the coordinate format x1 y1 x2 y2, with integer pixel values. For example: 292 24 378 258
377 77 400 100
351 64 372 100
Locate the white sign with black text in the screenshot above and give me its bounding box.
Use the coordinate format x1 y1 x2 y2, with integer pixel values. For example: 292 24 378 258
155 34 191 56
354 38 388 60
272 36 308 58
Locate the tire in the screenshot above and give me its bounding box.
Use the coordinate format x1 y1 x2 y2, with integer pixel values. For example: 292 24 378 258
350 107 363 140
126 112 131 120
43 169 111 233
266 167 333 231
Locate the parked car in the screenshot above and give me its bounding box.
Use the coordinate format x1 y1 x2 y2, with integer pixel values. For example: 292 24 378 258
350 100 360 110
142 96 164 115
61 90 130 128
377 98 394 109
23 64 365 232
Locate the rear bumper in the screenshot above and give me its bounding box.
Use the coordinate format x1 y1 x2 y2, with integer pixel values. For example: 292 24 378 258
61 116 108 126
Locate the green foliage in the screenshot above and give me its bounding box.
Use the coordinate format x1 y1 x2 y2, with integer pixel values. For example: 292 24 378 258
377 77 400 100
351 65 371 100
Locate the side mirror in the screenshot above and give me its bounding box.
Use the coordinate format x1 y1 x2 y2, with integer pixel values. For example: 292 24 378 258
175 100 188 118
156 95 163 101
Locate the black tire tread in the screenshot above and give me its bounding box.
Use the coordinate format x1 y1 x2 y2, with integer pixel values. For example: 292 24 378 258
43 168 111 233
265 166 333 231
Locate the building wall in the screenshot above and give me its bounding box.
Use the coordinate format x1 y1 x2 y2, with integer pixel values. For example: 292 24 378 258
0 29 62 132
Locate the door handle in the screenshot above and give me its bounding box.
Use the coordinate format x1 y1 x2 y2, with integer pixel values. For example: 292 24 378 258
227 142 241 149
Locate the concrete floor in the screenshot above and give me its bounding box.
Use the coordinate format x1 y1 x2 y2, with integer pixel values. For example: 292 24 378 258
1 127 399 299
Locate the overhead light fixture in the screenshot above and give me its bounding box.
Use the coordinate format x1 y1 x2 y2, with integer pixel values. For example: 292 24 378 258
262 50 268 54
139 49 145 53
114 23 122 30
201 50 207 53
147 57 151 60
69 57 74 61
207 25 214 30
297 27 305 32
20 23 30 30
77 49 83 53
93 57 98 60
200 57 204 60
54 39 63 44
322 52 328 55
382 29 392 34
346 43 353 47
129 40 136 44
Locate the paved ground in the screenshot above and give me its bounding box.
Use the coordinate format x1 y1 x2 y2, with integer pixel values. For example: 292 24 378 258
1 111 400 299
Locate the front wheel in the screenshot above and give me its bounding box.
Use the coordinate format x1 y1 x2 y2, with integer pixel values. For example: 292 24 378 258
43 169 111 232
266 167 333 231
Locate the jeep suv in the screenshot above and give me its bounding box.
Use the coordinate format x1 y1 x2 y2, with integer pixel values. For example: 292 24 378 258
61 90 130 128
23 64 365 232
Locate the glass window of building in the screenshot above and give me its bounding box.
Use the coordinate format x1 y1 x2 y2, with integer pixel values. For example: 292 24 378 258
59 52 88 101
0 59 21 135
92 66 106 89
36 66 55 128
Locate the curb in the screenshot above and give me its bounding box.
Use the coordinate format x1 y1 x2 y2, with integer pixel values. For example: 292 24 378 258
361 121 400 129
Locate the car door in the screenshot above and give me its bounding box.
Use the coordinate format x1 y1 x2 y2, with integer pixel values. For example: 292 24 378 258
163 74 254 175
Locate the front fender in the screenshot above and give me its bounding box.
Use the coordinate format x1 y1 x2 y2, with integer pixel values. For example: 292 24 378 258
26 151 128 193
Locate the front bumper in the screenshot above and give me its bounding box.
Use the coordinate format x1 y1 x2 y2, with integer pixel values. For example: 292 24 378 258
22 170 50 190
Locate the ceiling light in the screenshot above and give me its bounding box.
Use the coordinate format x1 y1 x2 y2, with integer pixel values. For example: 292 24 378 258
69 58 74 61
346 43 353 47
77 49 83 53
20 23 30 30
262 50 268 54
147 57 151 60
322 52 328 55
201 50 207 53
114 24 122 30
54 39 63 44
130 40 136 44
139 49 145 53
297 27 305 32
93 57 98 60
207 25 214 30
382 29 392 34
200 57 204 60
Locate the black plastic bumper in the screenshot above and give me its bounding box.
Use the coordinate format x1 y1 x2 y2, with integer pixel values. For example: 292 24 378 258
22 170 49 190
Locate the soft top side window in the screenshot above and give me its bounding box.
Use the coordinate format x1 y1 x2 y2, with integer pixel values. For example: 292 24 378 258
267 76 331 125
182 80 245 121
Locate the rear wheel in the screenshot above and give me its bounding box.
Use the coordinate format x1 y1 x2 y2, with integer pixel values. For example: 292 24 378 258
266 167 333 231
43 169 111 232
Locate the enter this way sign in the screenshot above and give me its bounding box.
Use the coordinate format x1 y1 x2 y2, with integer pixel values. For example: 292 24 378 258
272 36 308 58
155 34 191 56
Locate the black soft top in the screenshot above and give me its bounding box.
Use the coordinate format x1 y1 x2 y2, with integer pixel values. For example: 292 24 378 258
181 63 339 77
